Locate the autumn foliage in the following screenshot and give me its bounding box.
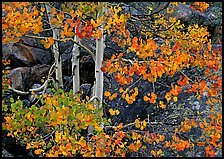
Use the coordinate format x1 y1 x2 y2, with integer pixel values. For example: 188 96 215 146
2 2 222 157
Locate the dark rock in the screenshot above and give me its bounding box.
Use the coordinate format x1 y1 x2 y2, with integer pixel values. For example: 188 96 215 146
60 44 73 76
79 83 93 100
22 99 31 108
5 43 36 68
3 37 53 69
20 37 54 65
204 6 222 28
7 67 29 91
30 64 50 83
7 65 50 91
79 55 95 85
2 43 13 59
63 76 73 92
2 130 31 157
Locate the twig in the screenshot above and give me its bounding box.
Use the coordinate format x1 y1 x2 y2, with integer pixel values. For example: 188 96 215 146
7 63 55 95
180 70 195 83
89 96 102 109
152 81 155 92
112 58 134 65
105 120 169 131
155 81 170 88
34 63 56 105
127 76 143 91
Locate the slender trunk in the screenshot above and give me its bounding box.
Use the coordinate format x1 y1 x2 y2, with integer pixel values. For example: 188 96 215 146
88 4 106 136
45 3 63 89
93 6 105 108
72 26 80 94
53 29 63 89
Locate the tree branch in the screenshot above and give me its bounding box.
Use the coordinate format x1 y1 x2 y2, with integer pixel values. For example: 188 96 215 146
9 63 55 96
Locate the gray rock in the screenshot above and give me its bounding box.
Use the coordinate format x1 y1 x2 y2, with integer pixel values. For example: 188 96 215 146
2 148 13 157
7 67 30 91
20 37 54 65
7 65 50 91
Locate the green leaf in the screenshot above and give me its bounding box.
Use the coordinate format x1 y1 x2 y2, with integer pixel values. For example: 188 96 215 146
11 103 17 112
10 97 14 103
30 105 37 111
17 100 23 107
24 120 32 126
63 99 69 106
47 142 52 148
41 98 45 105
16 114 22 120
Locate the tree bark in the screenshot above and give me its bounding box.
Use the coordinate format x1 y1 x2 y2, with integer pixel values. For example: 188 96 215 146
45 3 63 89
72 26 80 94
93 6 106 108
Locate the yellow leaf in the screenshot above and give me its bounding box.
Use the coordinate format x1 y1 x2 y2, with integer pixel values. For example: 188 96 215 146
109 108 115 115
119 14 125 22
62 135 66 141
34 149 44 155
26 143 31 149
173 96 178 102
95 125 103 132
115 109 120 115
151 150 157 156
44 43 51 49
157 149 163 155
55 131 61 143
76 10 82 16
135 119 140 128
142 120 147 127
112 93 117 98
140 125 144 130
165 93 171 102
159 101 166 109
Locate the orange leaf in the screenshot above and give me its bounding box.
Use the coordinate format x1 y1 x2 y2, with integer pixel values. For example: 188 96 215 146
115 139 121 145
112 93 117 98
197 142 205 147
48 37 54 45
100 66 108 72
143 96 149 101
104 91 111 97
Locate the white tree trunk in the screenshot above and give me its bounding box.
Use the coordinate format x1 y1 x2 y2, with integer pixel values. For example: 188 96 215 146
72 26 80 94
53 29 63 89
45 3 63 89
93 7 105 108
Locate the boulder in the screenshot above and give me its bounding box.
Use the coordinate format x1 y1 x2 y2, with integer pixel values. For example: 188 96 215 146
7 67 29 91
20 37 54 65
79 55 95 85
3 38 53 69
7 64 50 91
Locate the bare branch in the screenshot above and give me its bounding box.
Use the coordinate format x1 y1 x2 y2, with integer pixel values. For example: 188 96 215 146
8 63 55 96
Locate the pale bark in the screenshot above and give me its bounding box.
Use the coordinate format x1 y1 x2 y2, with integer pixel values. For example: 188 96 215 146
93 7 106 108
72 26 80 94
45 3 63 89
